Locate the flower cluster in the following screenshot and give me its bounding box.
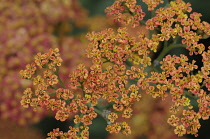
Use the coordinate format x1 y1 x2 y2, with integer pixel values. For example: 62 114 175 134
108 93 183 139
47 126 89 139
20 49 62 109
20 0 210 138
0 0 90 126
105 0 146 27
142 0 164 11
145 0 210 55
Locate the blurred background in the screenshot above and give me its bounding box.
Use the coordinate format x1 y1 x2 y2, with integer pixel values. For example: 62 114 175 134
0 0 209 139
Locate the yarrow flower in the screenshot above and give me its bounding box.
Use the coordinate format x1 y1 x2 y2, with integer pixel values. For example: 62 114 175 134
1 0 89 126
19 0 210 138
105 0 146 28
142 0 164 11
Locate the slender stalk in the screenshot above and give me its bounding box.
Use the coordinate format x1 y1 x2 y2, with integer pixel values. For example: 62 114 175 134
156 44 186 61
49 85 57 90
94 107 110 123
74 121 81 128
49 92 56 96
54 67 65 88
183 90 198 99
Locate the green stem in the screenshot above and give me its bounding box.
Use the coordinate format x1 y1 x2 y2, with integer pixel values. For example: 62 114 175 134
156 44 186 61
151 65 161 73
149 30 154 40
74 121 81 128
54 67 65 88
103 60 110 63
183 90 198 100
49 85 57 90
85 102 110 123
164 40 168 48
94 107 110 123
49 92 56 96
139 20 146 26
172 35 180 44
200 82 206 88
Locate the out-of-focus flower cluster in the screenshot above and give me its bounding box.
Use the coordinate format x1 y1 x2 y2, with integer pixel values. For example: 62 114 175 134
0 0 89 125
108 93 186 139
0 119 44 139
19 0 209 138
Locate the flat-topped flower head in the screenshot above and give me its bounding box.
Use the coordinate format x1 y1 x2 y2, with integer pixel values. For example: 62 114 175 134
20 63 37 79
19 0 210 138
105 0 146 27
143 0 164 11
